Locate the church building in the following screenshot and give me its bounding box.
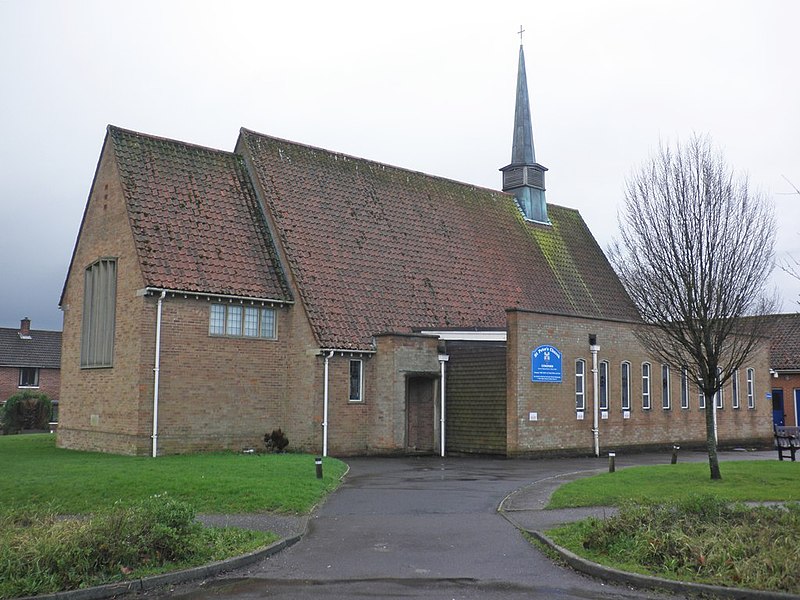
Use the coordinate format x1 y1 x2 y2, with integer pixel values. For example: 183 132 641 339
57 45 771 457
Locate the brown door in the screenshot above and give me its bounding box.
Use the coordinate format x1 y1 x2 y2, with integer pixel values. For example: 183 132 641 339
406 376 435 453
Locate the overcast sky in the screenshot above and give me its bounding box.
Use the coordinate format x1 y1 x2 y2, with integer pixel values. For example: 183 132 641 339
1 0 798 331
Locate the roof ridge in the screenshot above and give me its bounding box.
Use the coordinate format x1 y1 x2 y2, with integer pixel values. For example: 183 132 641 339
108 125 236 159
240 127 516 199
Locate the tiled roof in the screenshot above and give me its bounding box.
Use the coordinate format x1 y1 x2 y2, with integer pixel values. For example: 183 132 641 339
109 127 291 302
765 313 800 370
239 129 640 350
0 328 61 368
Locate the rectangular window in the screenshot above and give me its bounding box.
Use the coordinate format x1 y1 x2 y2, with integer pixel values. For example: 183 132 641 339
575 359 586 411
210 304 277 339
244 307 259 337
715 368 724 409
732 369 740 409
19 367 40 388
226 305 243 336
599 361 609 411
699 385 706 409
662 364 671 410
747 368 755 409
681 366 690 409
81 258 117 368
621 361 631 410
209 304 225 335
349 359 363 402
642 362 651 410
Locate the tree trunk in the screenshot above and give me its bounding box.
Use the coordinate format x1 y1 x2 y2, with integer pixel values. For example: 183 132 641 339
705 392 722 480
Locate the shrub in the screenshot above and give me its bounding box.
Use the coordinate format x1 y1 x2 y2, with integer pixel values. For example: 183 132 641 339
0 495 204 598
1 391 52 433
264 428 289 453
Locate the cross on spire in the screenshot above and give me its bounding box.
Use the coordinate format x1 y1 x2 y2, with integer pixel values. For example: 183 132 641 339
518 25 525 44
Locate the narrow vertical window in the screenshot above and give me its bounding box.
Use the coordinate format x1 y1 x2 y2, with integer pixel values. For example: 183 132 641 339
746 368 755 409
226 305 243 335
641 362 651 410
732 369 740 409
621 361 631 410
715 367 724 409
680 366 690 409
349 359 363 402
244 307 259 337
575 359 586 410
599 361 609 411
661 364 671 410
209 304 225 335
699 384 706 409
81 258 117 368
260 308 276 339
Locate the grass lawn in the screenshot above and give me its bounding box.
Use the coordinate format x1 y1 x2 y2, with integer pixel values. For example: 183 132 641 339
544 462 800 594
0 434 348 514
548 460 800 508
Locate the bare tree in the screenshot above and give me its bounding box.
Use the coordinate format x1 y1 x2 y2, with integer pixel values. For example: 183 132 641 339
611 135 777 480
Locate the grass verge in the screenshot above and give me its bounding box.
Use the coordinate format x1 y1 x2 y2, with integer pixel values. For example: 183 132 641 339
0 495 277 599
547 496 800 594
548 460 800 508
0 434 347 514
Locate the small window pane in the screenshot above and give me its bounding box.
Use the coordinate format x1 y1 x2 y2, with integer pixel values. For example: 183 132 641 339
226 306 242 335
209 305 225 335
244 307 259 337
260 308 276 339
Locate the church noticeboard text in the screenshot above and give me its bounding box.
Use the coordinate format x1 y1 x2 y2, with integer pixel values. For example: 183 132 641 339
531 345 562 383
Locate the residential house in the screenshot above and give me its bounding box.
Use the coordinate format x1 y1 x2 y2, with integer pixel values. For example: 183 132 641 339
0 318 61 421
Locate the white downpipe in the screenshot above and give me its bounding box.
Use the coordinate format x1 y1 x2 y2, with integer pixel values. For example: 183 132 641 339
322 350 334 457
590 343 600 457
152 291 166 458
438 354 449 458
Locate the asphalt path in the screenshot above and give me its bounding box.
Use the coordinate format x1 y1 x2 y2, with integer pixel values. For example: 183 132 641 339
161 451 770 600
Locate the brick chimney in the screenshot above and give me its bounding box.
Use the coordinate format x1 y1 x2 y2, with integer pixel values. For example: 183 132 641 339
19 317 31 339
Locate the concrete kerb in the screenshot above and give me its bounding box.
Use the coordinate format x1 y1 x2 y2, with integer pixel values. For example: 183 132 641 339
499 467 800 600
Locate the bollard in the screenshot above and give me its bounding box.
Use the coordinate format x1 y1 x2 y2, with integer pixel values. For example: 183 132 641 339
608 452 616 473
671 445 680 464
315 456 323 479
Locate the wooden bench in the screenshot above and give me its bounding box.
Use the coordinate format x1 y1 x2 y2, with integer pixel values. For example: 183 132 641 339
774 425 800 461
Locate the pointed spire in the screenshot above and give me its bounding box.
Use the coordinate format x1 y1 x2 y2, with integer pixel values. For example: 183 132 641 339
511 45 536 165
501 37 548 223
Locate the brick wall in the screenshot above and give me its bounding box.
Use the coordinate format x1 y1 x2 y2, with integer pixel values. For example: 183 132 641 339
58 144 150 455
506 310 773 456
771 373 800 427
0 366 60 404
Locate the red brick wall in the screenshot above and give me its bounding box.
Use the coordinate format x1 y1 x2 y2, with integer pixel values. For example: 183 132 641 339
0 366 59 403
507 310 773 456
771 373 800 427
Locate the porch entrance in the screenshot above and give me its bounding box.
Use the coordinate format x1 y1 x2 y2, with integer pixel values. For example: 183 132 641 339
406 376 435 453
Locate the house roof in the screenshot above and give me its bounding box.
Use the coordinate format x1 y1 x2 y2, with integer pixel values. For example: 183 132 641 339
766 313 800 370
0 328 61 369
239 129 640 350
108 126 292 302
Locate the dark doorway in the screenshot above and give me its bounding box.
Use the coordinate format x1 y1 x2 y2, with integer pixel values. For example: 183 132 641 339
406 376 435 453
772 388 785 427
